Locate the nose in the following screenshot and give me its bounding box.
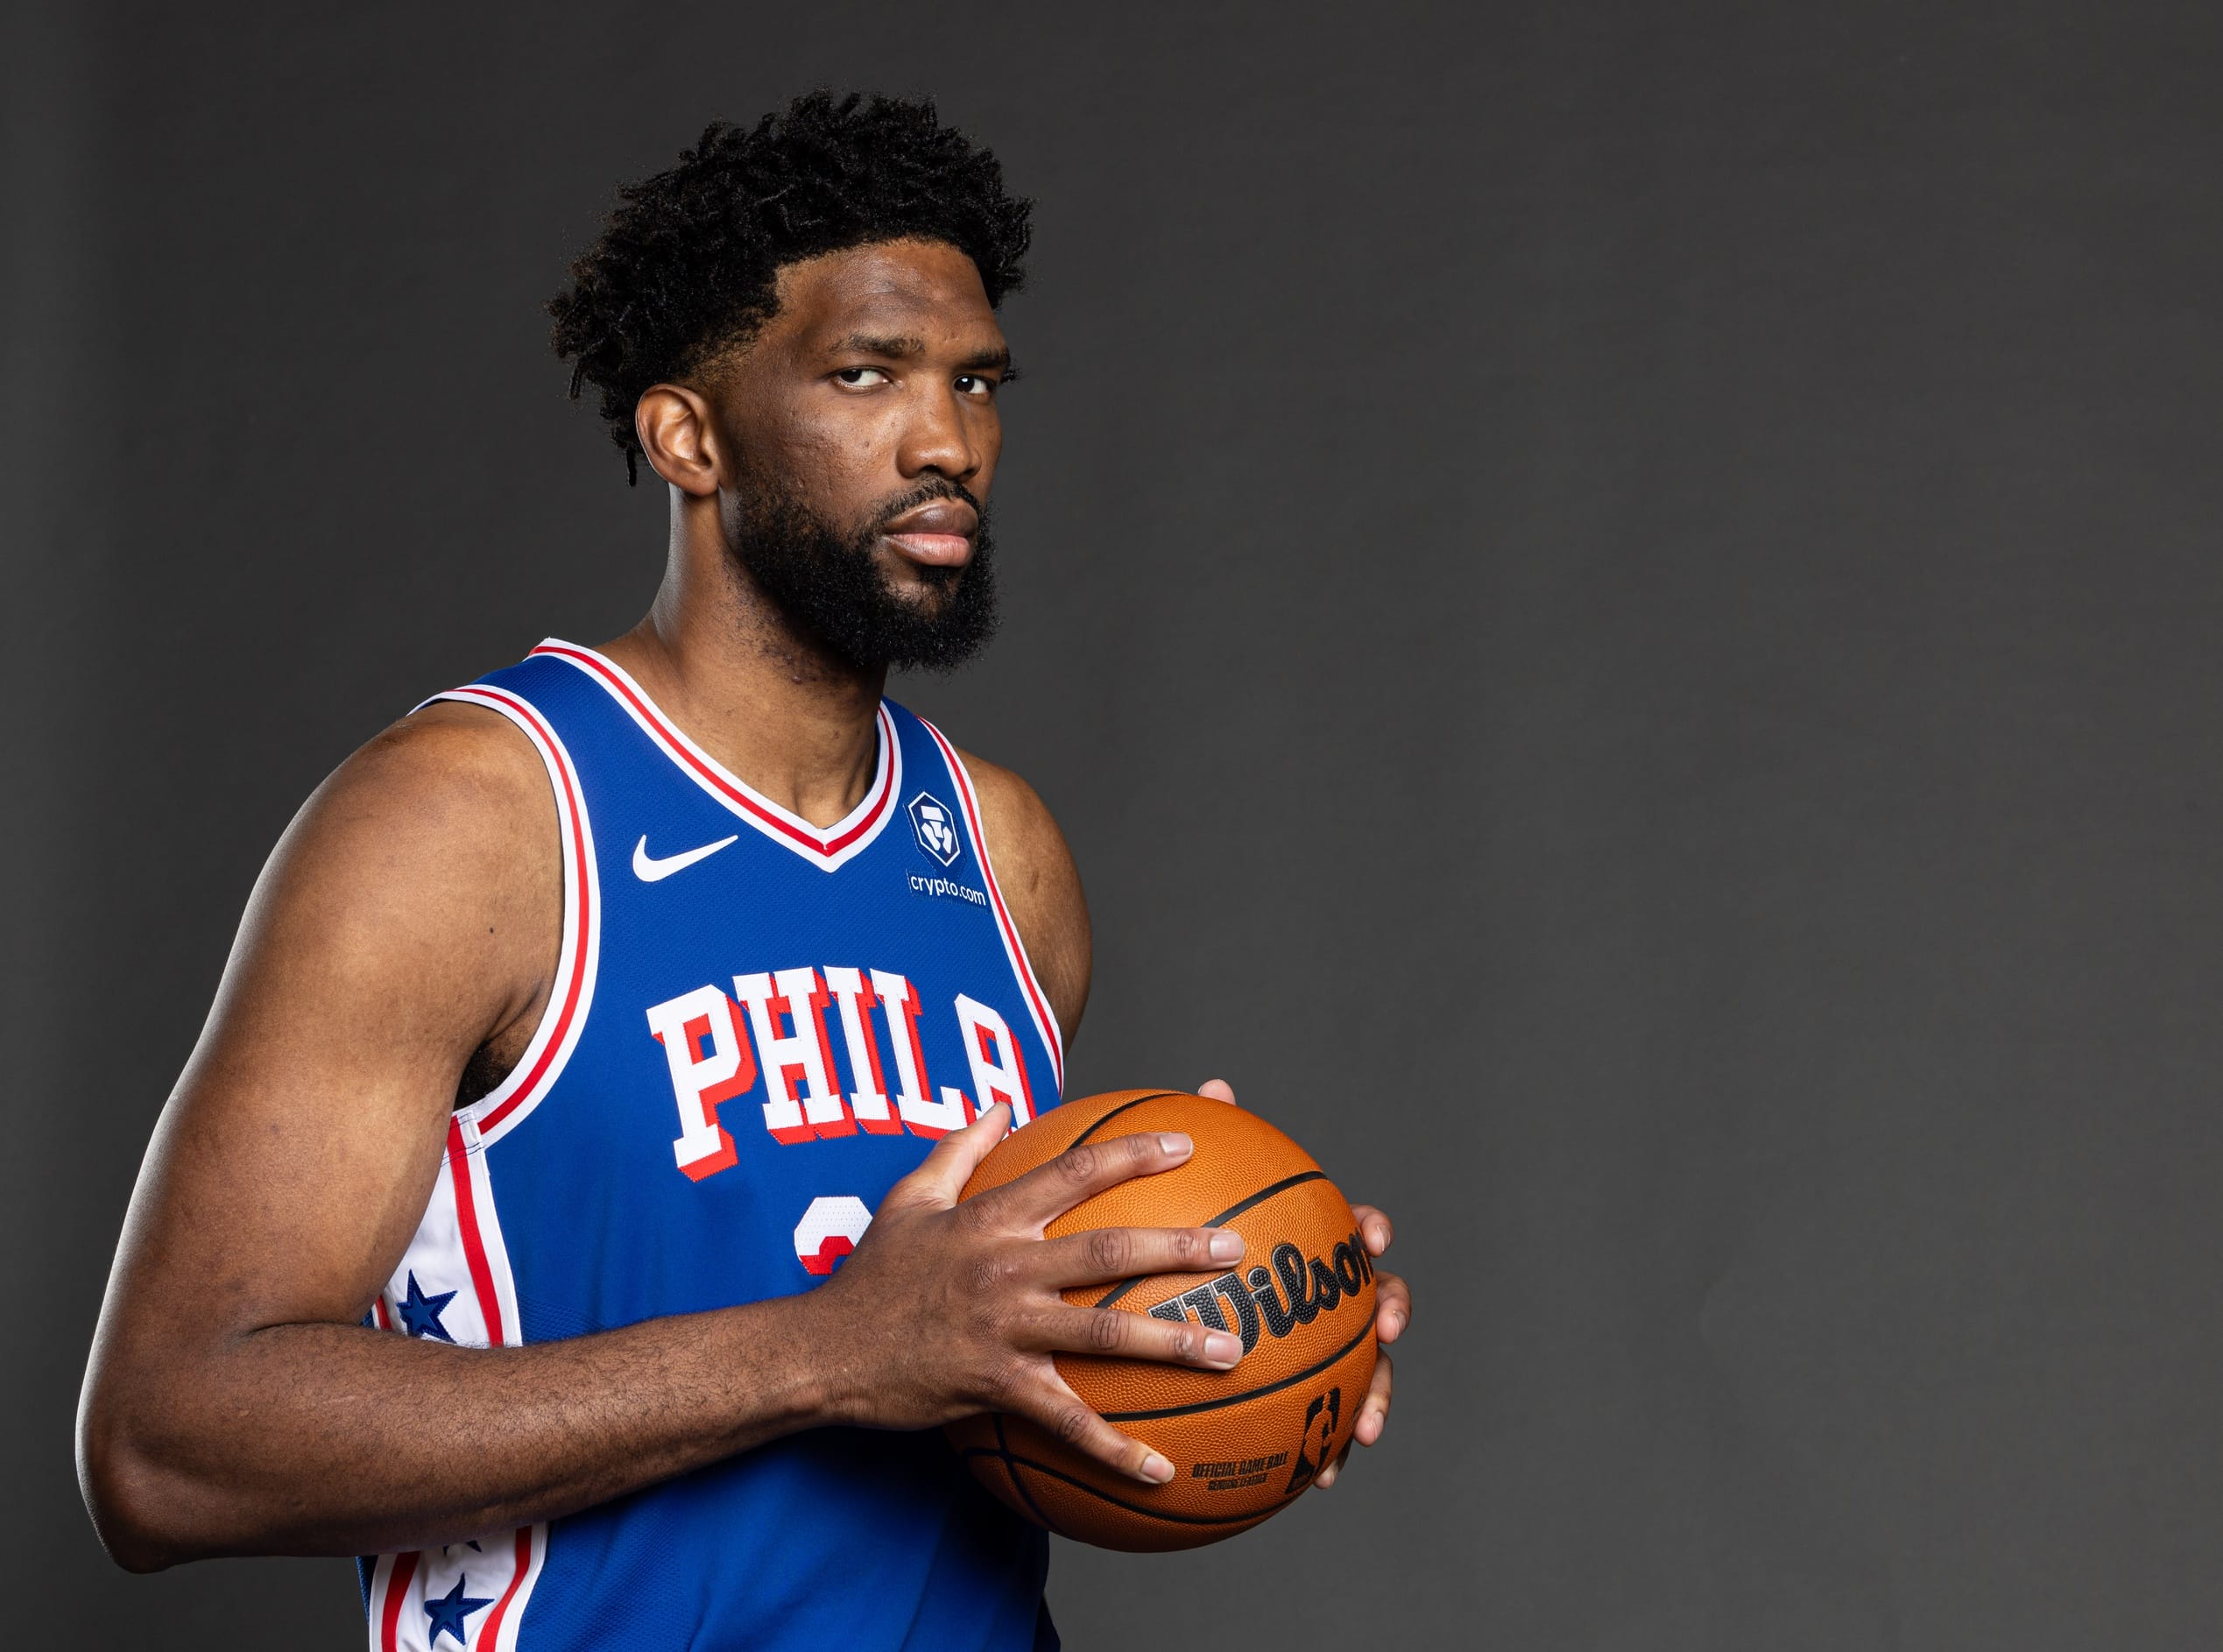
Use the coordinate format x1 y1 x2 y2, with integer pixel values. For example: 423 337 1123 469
895 380 984 485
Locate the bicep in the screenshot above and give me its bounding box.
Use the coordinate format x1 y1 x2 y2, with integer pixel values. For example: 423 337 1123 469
103 711 558 1345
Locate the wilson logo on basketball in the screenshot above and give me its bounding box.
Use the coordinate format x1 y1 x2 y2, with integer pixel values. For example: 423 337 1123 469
1143 1232 1373 1355
945 1090 1380 1552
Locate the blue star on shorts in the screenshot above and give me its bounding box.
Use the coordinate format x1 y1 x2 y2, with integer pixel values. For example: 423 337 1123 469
398 1271 458 1343
423 1572 495 1646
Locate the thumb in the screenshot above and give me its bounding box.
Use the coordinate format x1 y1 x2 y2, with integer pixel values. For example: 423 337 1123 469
883 1102 1013 1211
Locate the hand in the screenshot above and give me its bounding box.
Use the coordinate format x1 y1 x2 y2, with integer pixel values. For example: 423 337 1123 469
808 1102 1248 1484
1195 1078 1408 1491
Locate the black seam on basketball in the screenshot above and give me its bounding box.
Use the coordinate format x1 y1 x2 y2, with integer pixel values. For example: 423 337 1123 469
953 1449 1282 1526
1098 1313 1373 1422
1089 1170 1330 1310
1196 1168 1327 1231
1063 1092 1182 1150
993 1411 1060 1535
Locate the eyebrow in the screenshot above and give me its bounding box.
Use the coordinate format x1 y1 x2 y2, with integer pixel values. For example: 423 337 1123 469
831 333 1014 375
835 332 928 357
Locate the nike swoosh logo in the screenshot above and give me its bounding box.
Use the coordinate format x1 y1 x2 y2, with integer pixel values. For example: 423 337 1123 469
632 833 741 883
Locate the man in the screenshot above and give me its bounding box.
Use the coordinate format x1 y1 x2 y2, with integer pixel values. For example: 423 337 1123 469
77 93 1408 1649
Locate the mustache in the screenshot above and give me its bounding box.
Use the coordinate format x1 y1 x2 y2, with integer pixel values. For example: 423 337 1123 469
870 477 983 531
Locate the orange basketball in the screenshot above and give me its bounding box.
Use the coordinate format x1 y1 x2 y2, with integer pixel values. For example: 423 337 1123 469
944 1090 1377 1550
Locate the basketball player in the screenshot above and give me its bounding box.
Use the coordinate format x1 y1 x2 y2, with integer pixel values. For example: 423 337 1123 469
77 94 1408 1649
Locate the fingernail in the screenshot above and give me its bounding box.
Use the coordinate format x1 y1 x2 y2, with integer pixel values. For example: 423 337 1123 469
1158 1133 1192 1158
1316 1465 1337 1489
1208 1229 1244 1263
1203 1331 1242 1366
1141 1452 1175 1484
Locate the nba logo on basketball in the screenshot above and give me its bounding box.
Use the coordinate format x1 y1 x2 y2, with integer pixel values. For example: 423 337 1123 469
907 792 962 866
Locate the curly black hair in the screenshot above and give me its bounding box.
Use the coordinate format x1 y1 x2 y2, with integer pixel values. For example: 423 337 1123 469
548 91 1032 484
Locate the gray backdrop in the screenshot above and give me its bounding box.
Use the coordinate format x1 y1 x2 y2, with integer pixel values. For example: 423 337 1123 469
8 2 2221 1646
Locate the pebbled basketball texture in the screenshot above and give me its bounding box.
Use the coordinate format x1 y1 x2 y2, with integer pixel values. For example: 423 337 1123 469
944 1090 1377 1550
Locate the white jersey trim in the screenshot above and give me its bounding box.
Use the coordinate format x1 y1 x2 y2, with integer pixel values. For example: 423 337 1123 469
530 639 900 873
916 718 1067 1096
422 684 603 1148
363 1115 548 1648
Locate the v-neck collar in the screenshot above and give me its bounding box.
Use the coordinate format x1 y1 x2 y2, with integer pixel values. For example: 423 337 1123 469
532 639 899 873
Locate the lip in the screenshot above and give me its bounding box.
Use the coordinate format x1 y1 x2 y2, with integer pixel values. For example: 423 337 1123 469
880 499 977 568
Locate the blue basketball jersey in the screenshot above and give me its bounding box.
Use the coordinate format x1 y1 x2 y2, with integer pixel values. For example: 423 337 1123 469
358 640 1066 1652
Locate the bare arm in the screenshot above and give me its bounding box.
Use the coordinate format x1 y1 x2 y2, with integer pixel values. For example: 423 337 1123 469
78 710 1237 1571
956 747 1091 1040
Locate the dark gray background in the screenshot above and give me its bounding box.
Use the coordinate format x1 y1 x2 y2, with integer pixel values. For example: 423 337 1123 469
7 1 2221 1646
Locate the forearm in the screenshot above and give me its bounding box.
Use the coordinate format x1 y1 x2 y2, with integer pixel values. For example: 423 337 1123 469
84 1291 839 1569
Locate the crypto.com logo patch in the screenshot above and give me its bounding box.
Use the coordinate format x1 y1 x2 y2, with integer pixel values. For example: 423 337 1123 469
907 792 962 867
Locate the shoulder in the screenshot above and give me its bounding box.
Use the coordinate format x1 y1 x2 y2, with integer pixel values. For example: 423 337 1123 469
288 699 558 907
229 698 562 1048
328 697 554 823
944 744 1092 1042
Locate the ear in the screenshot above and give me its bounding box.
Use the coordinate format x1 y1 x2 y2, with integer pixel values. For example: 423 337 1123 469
634 384 724 497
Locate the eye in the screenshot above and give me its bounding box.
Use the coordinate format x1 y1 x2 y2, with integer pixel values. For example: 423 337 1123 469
956 374 999 399
834 367 892 388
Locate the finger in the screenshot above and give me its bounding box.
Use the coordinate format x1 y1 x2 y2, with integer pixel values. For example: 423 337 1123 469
1022 1304 1245 1371
975 1127 1194 1231
1373 1269 1411 1345
1012 1371 1178 1485
1196 1078 1238 1105
880 1103 1012 1211
1316 1440 1352 1489
1030 1224 1246 1287
1351 1204 1394 1255
1317 1352 1394 1489
1353 1349 1394 1446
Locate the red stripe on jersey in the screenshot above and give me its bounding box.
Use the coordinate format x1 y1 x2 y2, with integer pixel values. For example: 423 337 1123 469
445 685 596 1136
477 1526 536 1647
915 719 1065 1091
380 1550 419 1652
533 642 896 861
447 1119 506 1348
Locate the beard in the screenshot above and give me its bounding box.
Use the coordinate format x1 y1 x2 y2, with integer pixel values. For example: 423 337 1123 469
722 462 999 674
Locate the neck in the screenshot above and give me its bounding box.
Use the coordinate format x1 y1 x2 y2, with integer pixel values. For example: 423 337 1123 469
599 487 888 829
